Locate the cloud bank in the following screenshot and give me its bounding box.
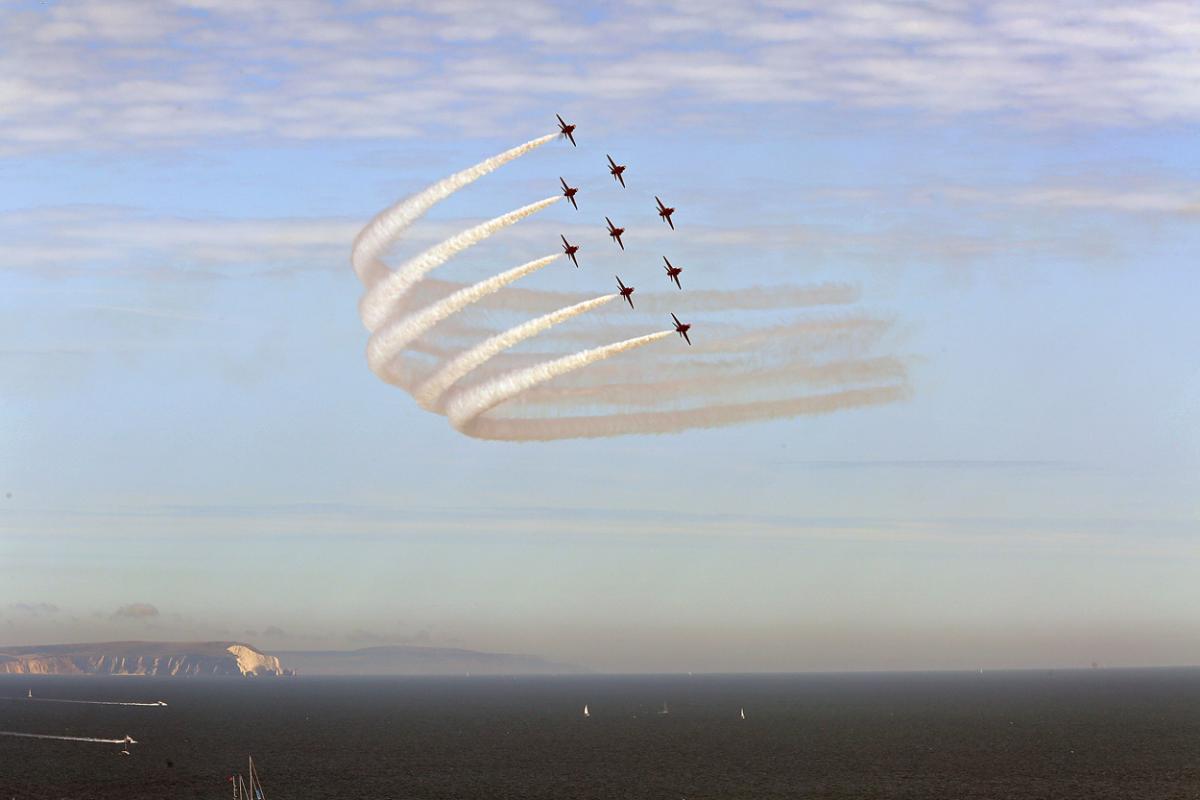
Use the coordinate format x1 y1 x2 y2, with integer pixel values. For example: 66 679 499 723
3 1 1198 153
112 602 159 620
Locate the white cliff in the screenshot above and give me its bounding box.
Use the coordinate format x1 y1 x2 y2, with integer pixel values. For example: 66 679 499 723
0 641 292 677
225 644 286 676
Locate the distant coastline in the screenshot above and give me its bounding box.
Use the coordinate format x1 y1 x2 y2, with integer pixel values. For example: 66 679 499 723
0 641 290 677
0 640 586 678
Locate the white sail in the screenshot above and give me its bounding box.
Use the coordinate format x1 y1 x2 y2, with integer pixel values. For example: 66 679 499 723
583 704 589 717
740 707 746 720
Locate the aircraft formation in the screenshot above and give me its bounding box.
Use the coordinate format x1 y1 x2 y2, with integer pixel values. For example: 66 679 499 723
555 114 692 345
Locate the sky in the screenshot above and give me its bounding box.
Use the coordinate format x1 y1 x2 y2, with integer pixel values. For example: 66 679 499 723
1 0 1198 672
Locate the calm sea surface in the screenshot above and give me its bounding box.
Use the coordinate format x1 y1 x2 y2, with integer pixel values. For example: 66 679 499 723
1 670 1198 799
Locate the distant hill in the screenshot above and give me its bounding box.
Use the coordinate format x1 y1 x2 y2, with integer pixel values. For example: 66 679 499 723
0 641 291 677
271 645 586 676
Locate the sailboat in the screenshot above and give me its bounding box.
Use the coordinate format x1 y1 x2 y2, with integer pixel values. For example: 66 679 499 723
583 704 590 718
740 707 746 720
230 756 267 800
658 702 669 715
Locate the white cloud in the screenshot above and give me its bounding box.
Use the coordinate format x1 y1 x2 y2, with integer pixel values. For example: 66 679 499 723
2 180 1186 289
944 185 1200 215
1 1 1198 153
0 206 360 278
112 602 160 619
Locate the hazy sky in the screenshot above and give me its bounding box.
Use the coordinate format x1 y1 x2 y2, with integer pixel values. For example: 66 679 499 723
2 0 1198 672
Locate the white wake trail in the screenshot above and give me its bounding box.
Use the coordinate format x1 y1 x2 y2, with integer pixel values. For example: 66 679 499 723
22 697 165 707
367 253 562 383
360 195 562 330
350 133 557 287
447 331 673 429
0 730 136 744
414 294 618 410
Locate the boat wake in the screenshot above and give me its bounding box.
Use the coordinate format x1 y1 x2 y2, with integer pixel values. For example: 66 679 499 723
0 730 137 745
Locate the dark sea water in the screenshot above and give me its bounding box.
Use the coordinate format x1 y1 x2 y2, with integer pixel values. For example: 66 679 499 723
1 670 1199 799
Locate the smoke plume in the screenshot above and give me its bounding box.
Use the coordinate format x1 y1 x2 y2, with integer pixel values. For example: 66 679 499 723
350 131 906 439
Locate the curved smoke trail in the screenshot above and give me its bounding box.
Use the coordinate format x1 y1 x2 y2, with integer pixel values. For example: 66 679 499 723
447 331 673 429
351 133 556 287
367 253 562 382
398 280 861 316
514 356 908 408
360 195 562 330
460 386 907 441
414 294 618 410
0 730 137 744
351 132 906 439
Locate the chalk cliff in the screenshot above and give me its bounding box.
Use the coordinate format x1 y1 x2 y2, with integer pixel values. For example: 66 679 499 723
0 642 291 677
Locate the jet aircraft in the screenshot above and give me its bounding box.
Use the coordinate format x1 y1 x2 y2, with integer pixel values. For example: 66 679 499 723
671 313 692 345
561 235 581 268
607 154 627 187
556 114 576 146
616 276 635 309
663 256 683 289
656 196 675 230
605 217 625 250
560 177 579 210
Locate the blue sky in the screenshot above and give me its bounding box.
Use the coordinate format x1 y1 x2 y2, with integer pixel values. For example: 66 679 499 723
1 0 1198 671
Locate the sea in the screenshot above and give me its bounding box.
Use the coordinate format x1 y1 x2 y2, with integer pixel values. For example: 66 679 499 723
1 670 1198 799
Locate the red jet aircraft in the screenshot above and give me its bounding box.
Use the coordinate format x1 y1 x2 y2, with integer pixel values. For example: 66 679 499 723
561 235 580 268
615 276 635 309
556 114 576 146
671 313 692 345
605 217 625 250
607 154 626 188
560 177 579 210
663 256 683 290
655 196 675 230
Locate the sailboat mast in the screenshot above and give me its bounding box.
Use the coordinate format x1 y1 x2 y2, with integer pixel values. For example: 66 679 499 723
248 755 266 800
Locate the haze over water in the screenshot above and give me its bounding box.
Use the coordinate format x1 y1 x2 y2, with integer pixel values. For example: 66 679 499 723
3 672 1200 799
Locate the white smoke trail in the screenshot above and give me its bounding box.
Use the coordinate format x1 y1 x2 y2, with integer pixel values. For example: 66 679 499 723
514 356 908 408
350 133 556 287
359 196 562 330
349 133 907 439
407 315 888 364
414 294 618 410
447 331 673 429
367 253 561 383
0 730 136 744
460 385 907 440
399 280 861 316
